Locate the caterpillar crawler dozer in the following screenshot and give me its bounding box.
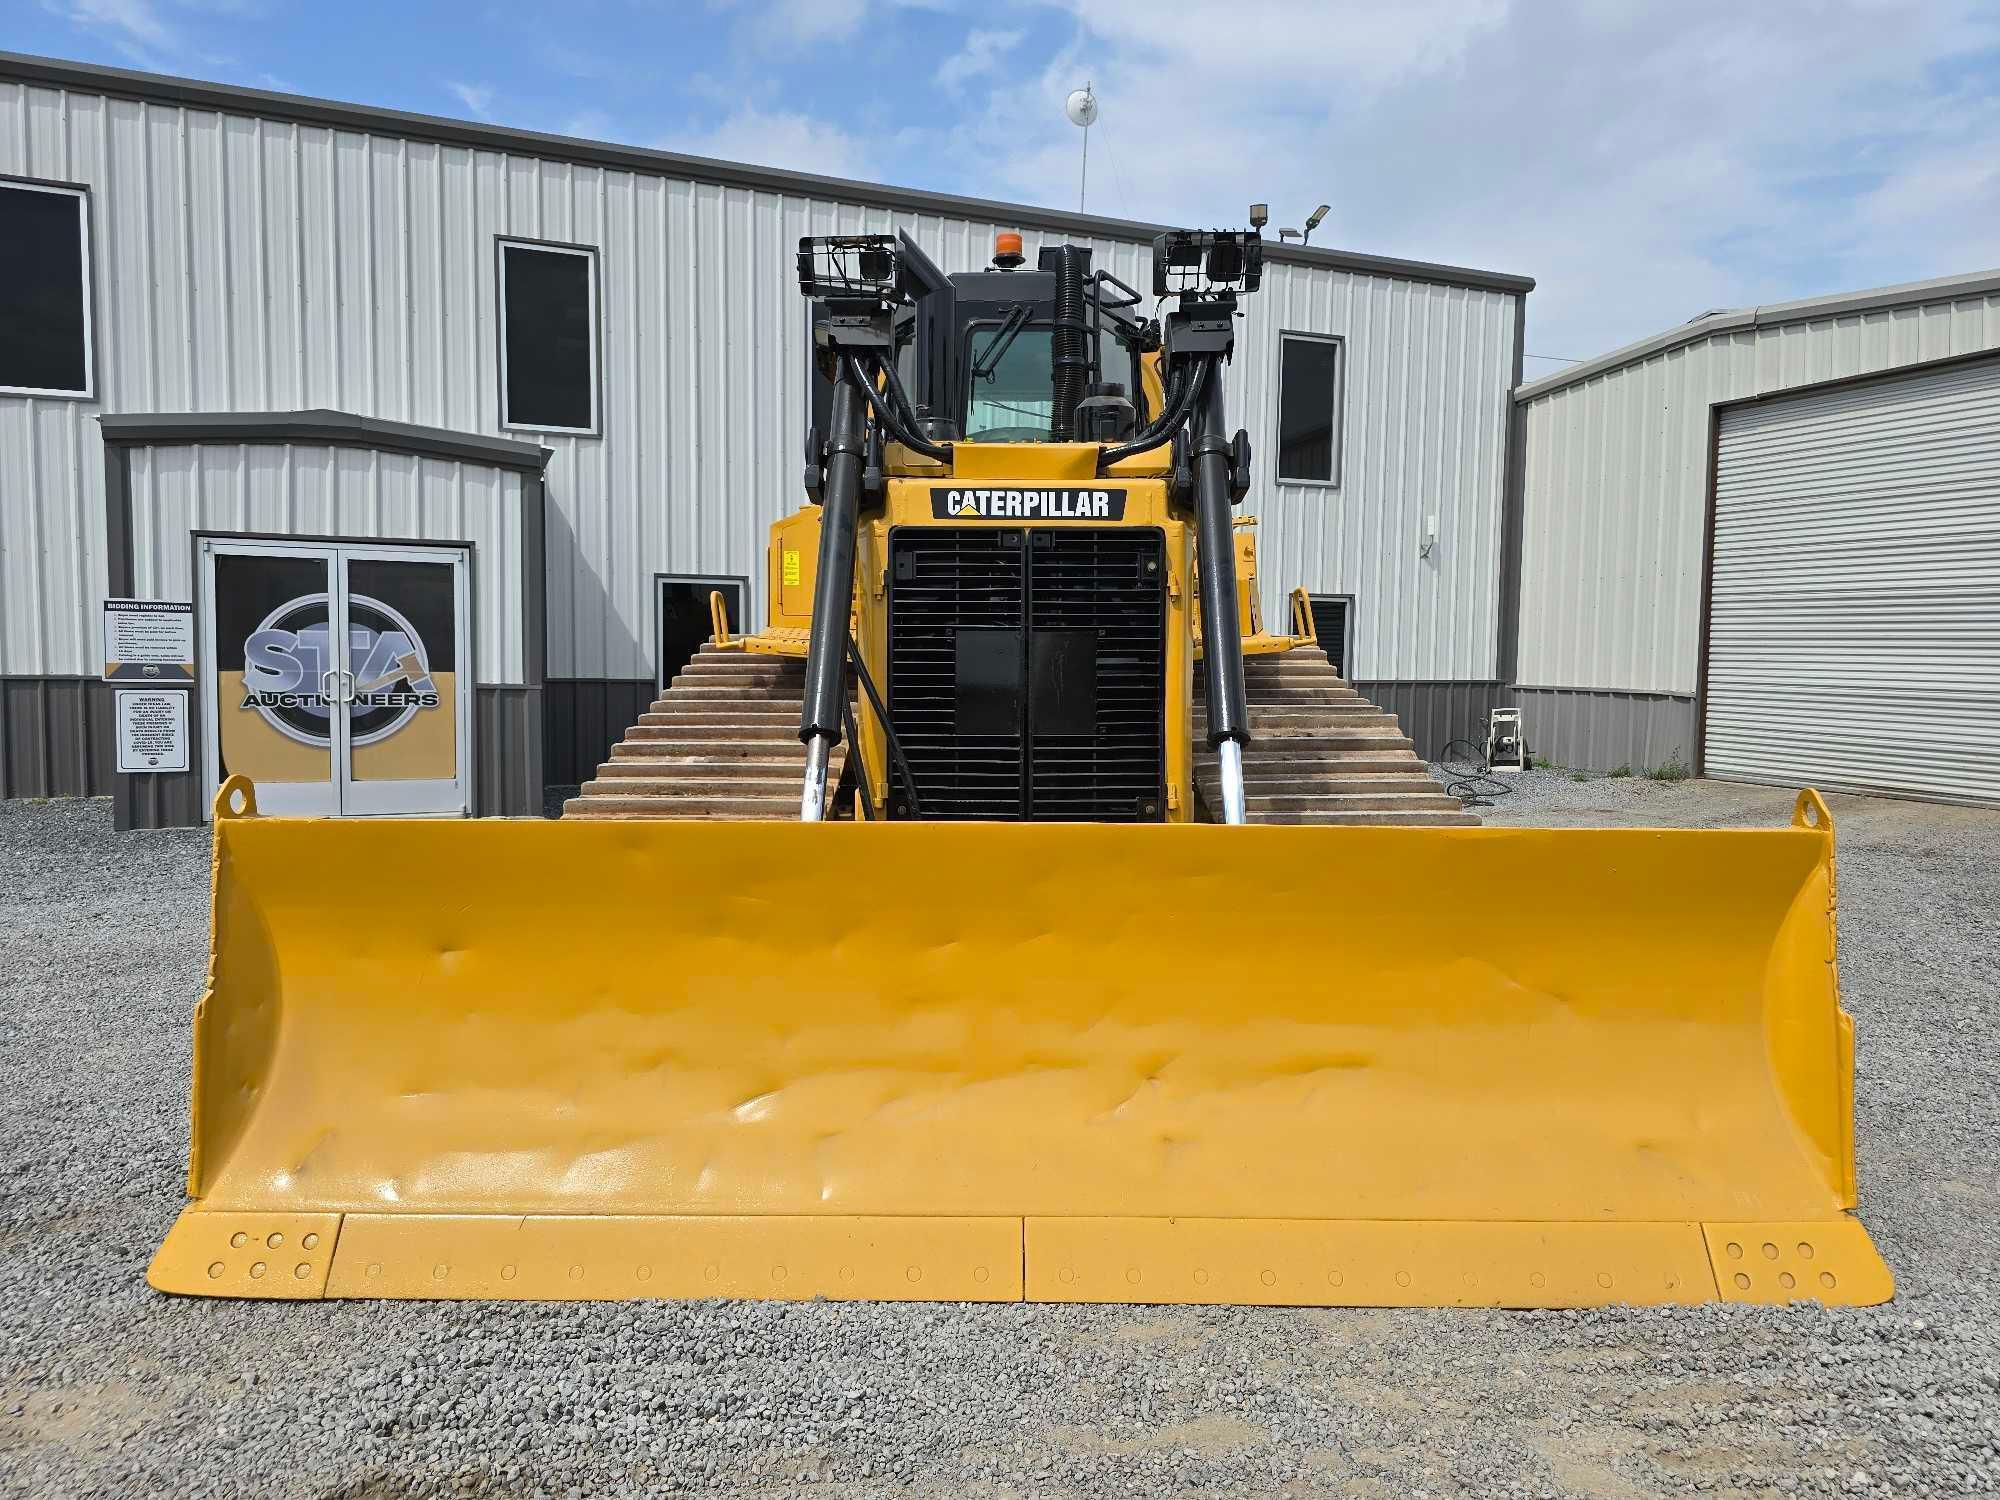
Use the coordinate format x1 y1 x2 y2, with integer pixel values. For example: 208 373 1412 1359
151 229 1893 1309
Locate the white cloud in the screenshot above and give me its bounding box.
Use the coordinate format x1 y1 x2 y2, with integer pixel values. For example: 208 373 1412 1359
740 0 957 50
447 81 496 120
664 107 873 179
761 0 865 44
932 0 2000 359
937 28 1022 92
56 0 176 60
561 109 618 141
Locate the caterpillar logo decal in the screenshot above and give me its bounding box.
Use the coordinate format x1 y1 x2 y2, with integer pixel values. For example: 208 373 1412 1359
931 487 1126 520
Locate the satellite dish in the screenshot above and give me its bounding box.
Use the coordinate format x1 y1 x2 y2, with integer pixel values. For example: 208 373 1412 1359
1065 86 1099 129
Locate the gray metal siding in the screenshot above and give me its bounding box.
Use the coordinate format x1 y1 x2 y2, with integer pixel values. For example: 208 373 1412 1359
472 685 543 817
542 677 651 787
1 74 1519 699
1353 680 1504 763
1511 687 1697 775
1242 268 1518 682
1517 290 2000 696
122 440 528 683
0 676 114 797
1705 357 2000 805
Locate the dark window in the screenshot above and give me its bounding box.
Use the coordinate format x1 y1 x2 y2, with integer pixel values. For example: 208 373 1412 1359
0 180 91 396
499 240 597 432
1277 334 1341 483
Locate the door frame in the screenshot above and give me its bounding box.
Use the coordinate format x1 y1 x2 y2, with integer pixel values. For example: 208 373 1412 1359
197 537 345 818
196 533 474 820
654 571 750 693
336 543 474 818
1306 592 1356 678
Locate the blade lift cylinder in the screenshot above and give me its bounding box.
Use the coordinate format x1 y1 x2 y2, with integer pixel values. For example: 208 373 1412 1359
1192 368 1250 824
798 369 867 822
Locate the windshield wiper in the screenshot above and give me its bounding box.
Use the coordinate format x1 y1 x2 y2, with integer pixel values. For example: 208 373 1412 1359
970 305 1031 382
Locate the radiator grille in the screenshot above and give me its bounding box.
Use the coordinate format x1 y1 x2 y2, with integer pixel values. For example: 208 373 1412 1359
887 527 1166 820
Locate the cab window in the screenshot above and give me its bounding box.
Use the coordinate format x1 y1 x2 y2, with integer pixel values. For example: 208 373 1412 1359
963 322 1055 441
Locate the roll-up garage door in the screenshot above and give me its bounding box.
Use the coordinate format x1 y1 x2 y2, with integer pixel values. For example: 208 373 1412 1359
1704 355 2000 804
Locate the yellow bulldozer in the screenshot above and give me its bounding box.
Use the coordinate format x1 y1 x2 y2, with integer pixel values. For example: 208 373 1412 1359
150 228 1892 1309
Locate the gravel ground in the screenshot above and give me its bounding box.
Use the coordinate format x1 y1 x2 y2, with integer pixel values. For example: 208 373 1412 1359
3 781 1997 1499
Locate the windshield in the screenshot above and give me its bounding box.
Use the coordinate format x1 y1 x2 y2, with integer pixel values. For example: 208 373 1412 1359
964 326 1056 441
960 320 1148 441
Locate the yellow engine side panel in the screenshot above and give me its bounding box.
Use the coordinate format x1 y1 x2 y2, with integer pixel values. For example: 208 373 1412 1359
767 507 820 631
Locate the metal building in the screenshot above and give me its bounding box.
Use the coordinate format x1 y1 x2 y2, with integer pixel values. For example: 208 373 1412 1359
0 50 1530 825
1512 270 2000 802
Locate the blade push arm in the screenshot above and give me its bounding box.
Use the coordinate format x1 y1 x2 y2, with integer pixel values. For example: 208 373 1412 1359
793 236 944 821
1148 230 1264 824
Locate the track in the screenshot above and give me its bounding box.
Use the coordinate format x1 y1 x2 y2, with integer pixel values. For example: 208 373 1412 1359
1194 648 1478 825
562 645 838 820
570 643 1470 825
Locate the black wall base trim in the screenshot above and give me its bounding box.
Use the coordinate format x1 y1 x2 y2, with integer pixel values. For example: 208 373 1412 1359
1510 687 1696 775
476 686 544 817
1353 680 1505 762
544 678 653 787
0 675 545 828
1 677 116 799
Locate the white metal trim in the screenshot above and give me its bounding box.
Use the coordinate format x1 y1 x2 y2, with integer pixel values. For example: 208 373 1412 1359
1273 330 1345 488
496 236 603 438
335 544 473 818
0 175 96 401
654 571 749 695
198 538 343 819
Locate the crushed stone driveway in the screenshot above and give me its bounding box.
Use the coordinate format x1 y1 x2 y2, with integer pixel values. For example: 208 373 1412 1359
2 779 1996 1498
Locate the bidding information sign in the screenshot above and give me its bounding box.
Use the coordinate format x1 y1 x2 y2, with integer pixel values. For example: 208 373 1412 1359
102 598 195 682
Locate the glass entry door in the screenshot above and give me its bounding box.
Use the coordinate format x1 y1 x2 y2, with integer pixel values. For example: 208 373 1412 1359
199 539 471 819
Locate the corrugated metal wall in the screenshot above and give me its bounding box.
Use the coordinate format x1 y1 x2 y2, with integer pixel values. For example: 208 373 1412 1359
1516 292 2000 696
1240 265 1517 681
1705 356 2000 804
1 75 1519 695
124 441 528 683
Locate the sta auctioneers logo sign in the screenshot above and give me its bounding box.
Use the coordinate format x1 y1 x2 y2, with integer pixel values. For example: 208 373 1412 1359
241 593 439 747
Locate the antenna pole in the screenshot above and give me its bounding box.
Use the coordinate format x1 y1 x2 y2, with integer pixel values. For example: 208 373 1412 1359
1079 121 1089 213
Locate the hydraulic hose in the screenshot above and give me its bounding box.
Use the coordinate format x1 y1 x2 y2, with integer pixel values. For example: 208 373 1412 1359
1097 358 1209 471
846 354 951 465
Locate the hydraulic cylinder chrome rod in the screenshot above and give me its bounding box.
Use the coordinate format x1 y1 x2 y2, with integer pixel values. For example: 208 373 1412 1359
1190 362 1251 826
799 734 832 823
1216 738 1247 826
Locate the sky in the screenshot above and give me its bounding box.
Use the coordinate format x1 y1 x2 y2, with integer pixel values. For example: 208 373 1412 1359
11 0 2000 368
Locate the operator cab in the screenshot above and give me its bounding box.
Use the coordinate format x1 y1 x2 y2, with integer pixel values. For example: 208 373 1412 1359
817 232 1154 447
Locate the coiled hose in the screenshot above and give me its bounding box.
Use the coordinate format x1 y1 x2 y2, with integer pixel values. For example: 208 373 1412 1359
1049 244 1089 440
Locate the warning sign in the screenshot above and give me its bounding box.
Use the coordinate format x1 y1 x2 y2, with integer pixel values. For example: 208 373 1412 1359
116 689 190 773
103 599 195 682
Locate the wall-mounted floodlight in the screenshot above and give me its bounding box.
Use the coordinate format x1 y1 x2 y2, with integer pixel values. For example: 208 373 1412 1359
1249 203 1269 230
1278 227 1301 242
1302 204 1331 244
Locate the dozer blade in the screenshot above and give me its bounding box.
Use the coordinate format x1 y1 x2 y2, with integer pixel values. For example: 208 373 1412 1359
151 777 1892 1308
